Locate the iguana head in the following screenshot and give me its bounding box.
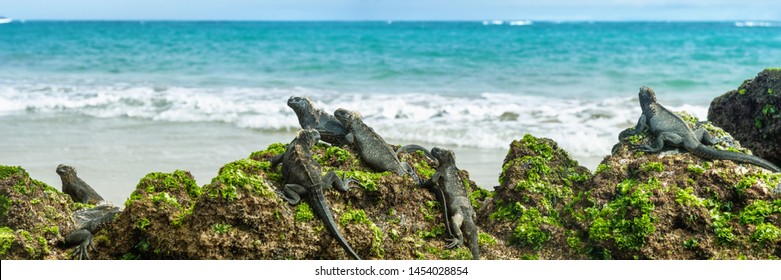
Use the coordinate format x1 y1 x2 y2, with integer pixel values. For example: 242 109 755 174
297 129 321 148
287 96 313 112
638 86 657 107
56 164 76 176
431 147 456 166
334 108 361 126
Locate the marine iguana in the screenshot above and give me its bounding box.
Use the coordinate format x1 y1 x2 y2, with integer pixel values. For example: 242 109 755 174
421 147 480 260
56 164 105 204
66 204 120 260
287 96 350 146
630 86 781 172
333 108 425 183
270 129 362 260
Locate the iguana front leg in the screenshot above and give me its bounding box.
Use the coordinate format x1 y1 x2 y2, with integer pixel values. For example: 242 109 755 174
66 229 94 260
270 153 285 170
344 132 355 145
634 114 649 134
279 184 307 205
321 170 360 192
639 132 683 153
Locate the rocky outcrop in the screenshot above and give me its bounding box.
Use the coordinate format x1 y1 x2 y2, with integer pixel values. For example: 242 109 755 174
89 143 505 260
709 68 781 166
0 166 76 259
2 116 779 259
583 112 781 259
478 134 592 259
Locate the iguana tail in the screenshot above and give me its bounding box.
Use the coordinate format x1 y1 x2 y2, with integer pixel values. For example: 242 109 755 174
462 213 480 260
397 144 437 163
690 144 781 173
311 187 362 260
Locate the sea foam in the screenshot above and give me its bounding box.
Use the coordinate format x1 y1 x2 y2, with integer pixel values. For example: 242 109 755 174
0 83 709 159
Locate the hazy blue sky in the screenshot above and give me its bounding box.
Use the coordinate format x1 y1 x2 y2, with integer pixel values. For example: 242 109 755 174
3 0 780 21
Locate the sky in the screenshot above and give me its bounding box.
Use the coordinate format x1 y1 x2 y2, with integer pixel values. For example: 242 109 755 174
2 0 781 21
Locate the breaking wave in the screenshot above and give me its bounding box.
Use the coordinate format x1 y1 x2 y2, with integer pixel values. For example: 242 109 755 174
0 83 709 158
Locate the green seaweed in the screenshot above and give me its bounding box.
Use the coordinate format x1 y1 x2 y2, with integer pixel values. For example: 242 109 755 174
751 223 781 244
762 104 778 116
675 187 704 207
136 217 151 231
339 208 384 257
212 223 232 234
739 200 774 225
211 158 275 199
333 170 389 192
0 165 26 179
586 178 657 251
295 203 314 222
511 208 551 249
478 232 497 246
739 88 747 95
595 163 611 175
0 227 14 256
641 161 664 173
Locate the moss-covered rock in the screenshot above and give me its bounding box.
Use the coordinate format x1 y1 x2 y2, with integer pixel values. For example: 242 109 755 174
97 170 201 259
582 112 781 259
709 69 781 166
96 142 504 259
0 165 75 259
478 134 592 259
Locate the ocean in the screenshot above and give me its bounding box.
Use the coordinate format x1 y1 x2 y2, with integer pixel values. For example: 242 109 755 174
1 21 779 204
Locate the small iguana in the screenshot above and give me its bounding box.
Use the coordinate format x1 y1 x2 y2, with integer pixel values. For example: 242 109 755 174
630 86 781 172
421 147 480 260
56 164 105 204
287 96 350 146
66 204 120 260
333 108 426 183
270 129 362 260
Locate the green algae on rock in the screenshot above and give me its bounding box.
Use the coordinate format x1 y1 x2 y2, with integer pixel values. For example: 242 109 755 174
95 142 501 259
479 134 592 259
0 165 74 259
586 112 781 259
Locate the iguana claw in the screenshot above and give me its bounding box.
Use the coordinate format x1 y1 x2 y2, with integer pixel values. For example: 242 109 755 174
445 237 460 249
71 237 93 260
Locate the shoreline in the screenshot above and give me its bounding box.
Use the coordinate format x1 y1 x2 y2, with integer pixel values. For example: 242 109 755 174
0 113 607 204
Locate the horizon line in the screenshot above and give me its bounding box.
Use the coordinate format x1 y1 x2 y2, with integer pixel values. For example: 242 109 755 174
3 18 780 23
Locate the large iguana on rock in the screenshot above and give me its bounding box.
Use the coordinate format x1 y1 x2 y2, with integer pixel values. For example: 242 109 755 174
56 164 119 259
287 96 350 146
333 108 425 183
630 86 781 172
56 164 105 204
66 204 120 259
270 129 362 260
421 147 480 260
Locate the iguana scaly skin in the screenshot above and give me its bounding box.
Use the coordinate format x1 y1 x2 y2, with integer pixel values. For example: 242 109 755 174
333 108 422 183
422 147 480 260
66 204 120 260
270 129 362 260
287 96 350 146
631 86 781 172
56 164 105 204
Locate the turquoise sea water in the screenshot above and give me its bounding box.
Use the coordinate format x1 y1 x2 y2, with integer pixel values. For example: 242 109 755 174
1 21 780 156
